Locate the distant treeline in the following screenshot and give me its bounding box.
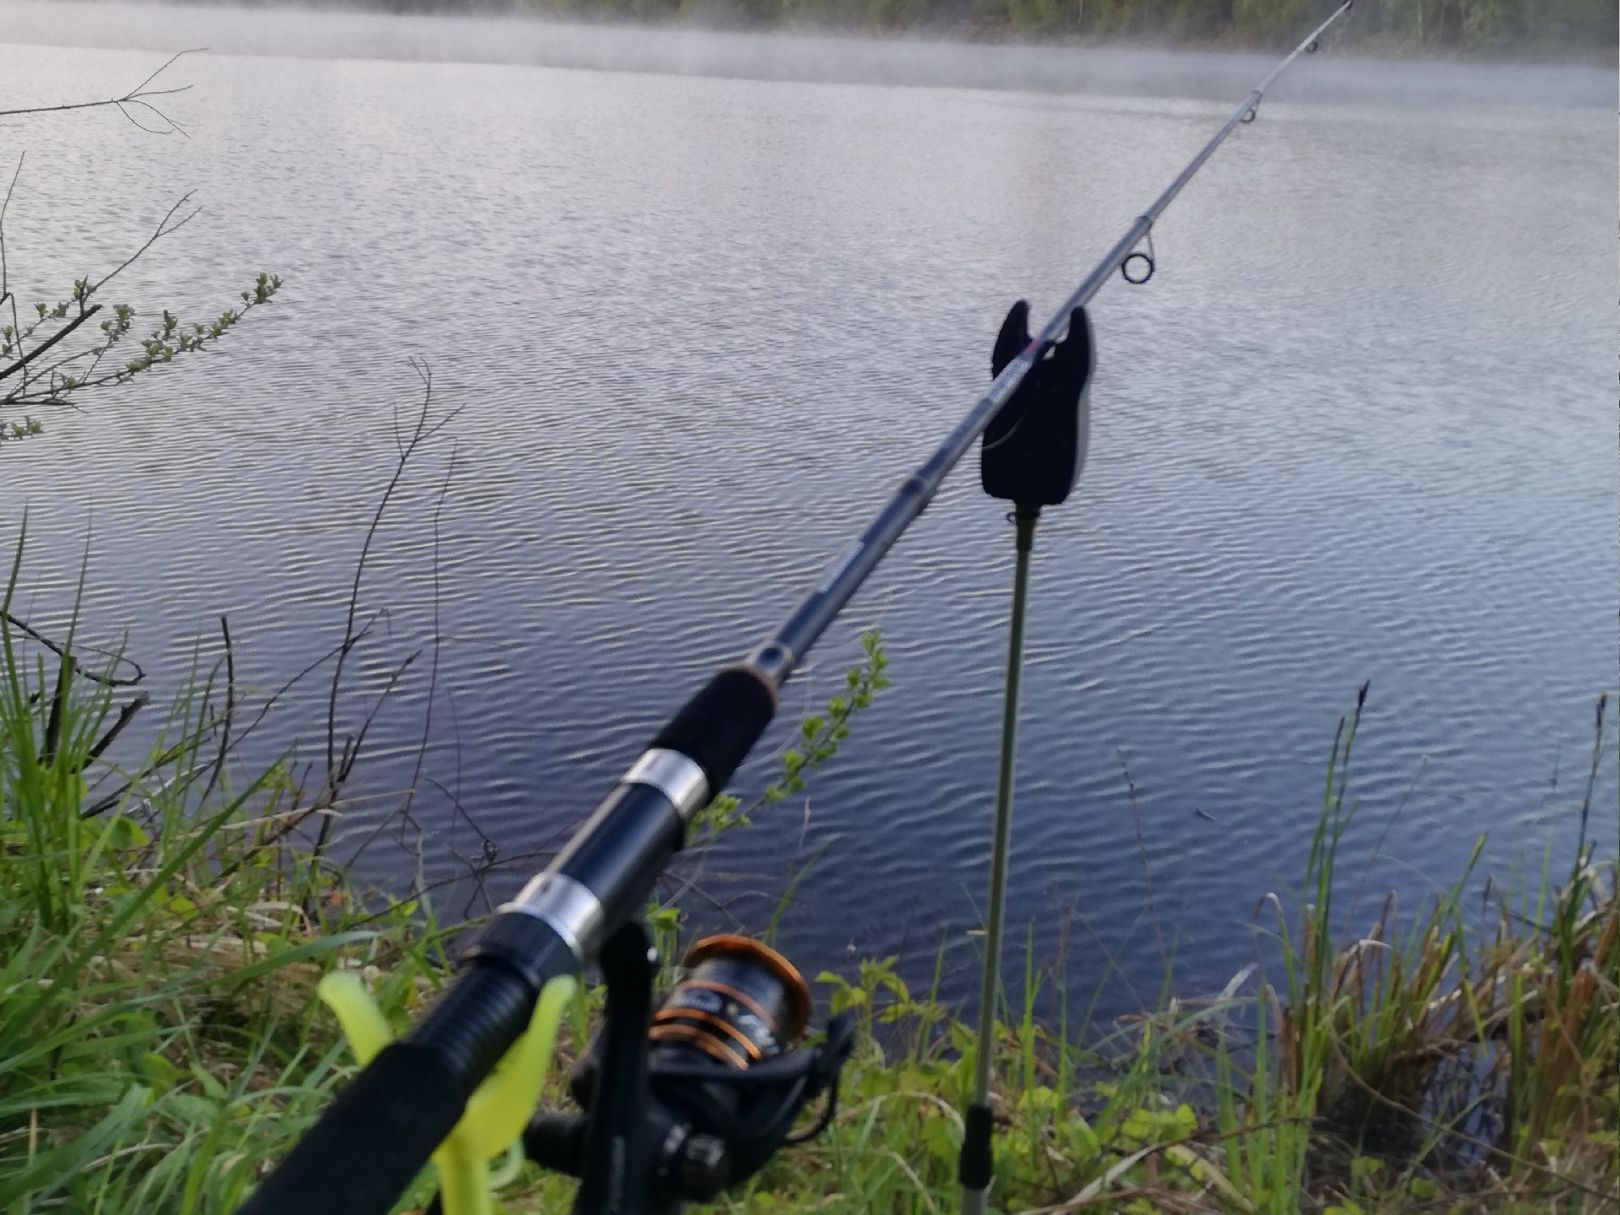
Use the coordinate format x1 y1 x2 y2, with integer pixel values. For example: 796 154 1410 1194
292 0 1620 49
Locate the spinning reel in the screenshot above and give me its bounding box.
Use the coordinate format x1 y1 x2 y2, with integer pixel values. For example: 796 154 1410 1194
523 925 854 1215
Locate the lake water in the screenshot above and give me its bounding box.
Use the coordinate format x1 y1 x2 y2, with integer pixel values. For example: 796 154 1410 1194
1 2 1614 1021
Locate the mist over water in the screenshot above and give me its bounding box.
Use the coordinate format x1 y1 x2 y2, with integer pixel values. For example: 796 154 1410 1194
1 2 1614 1018
2 0 1614 107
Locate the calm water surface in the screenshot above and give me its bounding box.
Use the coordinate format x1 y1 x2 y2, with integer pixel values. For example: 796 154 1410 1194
1 5 1614 1018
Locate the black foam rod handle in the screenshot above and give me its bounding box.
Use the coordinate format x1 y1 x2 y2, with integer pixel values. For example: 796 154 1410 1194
237 1041 464 1215
649 665 776 794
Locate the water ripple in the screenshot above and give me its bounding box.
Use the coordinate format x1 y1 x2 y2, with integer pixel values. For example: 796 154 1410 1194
0 30 1613 1020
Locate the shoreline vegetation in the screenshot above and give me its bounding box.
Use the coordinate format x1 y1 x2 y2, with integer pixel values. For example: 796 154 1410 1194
7 0 1617 68
189 0 1620 61
1 573 1613 1212
502 0 1619 63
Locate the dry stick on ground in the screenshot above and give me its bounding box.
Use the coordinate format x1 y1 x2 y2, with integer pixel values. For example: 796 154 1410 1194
93 590 385 821
39 653 71 767
19 591 141 776
79 716 223 818
1005 1114 1329 1215
1573 693 1608 868
0 49 202 135
4 587 147 769
341 834 573 933
412 771 501 919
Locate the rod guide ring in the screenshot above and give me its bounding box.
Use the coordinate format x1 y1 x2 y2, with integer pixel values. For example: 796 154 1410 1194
1120 224 1157 285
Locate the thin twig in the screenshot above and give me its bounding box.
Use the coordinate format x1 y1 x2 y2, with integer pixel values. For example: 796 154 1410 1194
79 715 225 818
338 651 422 795
86 693 149 763
0 49 203 136
1118 747 1170 974
198 614 236 806
1574 693 1608 872
89 192 200 295
2 610 144 687
1 190 209 414
0 152 22 309
323 359 461 785
0 304 101 382
405 442 457 815
78 614 385 818
40 655 72 767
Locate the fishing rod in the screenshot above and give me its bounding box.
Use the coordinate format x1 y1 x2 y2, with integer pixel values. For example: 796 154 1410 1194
241 6 1352 1212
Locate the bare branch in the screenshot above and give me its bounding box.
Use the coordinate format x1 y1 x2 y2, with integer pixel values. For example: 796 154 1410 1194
197 614 237 807
2 609 145 687
311 651 419 861
0 304 101 383
1 189 277 427
90 192 200 296
85 693 150 763
116 100 187 138
82 610 389 818
0 49 204 136
128 49 201 98
0 152 21 308
403 439 458 810
323 360 464 781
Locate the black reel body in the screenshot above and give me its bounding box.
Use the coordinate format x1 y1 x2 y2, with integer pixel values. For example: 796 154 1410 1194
980 301 1094 512
524 928 854 1214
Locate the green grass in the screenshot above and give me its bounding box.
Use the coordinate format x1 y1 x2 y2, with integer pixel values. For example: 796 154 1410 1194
0 551 451 1213
1 579 1614 1214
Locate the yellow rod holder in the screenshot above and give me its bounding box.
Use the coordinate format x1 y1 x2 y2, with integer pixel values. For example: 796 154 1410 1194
318 971 578 1215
